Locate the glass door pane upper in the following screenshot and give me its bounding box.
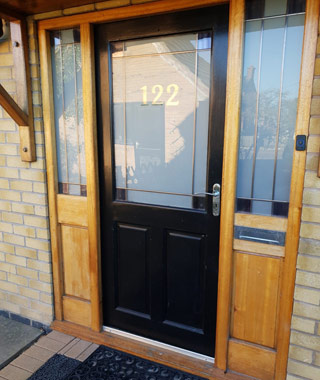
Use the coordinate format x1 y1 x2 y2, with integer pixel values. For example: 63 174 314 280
111 32 212 209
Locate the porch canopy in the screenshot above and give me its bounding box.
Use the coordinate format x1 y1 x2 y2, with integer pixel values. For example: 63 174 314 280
0 0 104 18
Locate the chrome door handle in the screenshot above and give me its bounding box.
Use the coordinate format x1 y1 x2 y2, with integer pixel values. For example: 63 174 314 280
194 184 221 216
212 183 220 216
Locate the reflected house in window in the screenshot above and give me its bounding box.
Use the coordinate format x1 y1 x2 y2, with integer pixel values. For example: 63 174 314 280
51 28 87 197
112 33 212 210
236 9 305 217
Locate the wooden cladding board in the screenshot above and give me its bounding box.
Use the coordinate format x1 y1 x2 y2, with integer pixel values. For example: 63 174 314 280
233 239 285 257
61 225 90 300
234 213 287 232
57 194 88 227
228 340 276 380
63 296 91 327
231 252 281 348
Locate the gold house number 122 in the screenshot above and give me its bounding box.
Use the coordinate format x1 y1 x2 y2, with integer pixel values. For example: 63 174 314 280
140 84 179 106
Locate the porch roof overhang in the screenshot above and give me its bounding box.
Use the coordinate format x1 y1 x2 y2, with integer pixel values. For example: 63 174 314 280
0 0 106 19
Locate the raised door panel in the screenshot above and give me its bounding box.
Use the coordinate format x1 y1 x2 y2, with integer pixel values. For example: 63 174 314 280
231 251 281 348
164 231 205 334
115 223 150 318
61 225 90 300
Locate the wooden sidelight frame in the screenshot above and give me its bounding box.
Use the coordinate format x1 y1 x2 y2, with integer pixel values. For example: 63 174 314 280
38 0 319 378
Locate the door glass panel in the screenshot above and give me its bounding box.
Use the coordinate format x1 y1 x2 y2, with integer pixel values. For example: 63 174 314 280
111 32 212 209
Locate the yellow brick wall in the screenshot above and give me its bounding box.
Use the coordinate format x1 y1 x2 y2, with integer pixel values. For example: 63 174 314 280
0 21 53 325
287 20 320 380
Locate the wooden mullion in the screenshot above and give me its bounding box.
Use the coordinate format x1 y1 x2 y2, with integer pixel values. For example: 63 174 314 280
215 0 245 371
81 23 102 332
39 29 64 321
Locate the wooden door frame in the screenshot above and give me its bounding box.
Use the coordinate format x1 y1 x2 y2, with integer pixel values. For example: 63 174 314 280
38 0 319 378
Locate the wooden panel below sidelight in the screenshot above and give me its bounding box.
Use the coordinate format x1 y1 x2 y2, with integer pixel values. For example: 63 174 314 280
61 225 90 300
63 296 91 327
231 251 281 348
233 239 284 257
228 339 276 380
57 194 88 227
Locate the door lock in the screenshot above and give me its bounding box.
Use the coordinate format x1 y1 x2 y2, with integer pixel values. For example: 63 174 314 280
194 184 221 216
212 184 220 216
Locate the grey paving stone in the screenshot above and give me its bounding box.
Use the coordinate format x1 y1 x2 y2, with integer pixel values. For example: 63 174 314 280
76 343 99 362
10 354 43 372
64 340 91 359
46 330 75 344
58 338 79 355
0 316 42 370
35 336 66 353
23 345 55 362
0 364 31 380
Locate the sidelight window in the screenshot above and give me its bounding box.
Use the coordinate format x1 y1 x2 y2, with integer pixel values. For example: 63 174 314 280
50 28 87 196
236 0 305 216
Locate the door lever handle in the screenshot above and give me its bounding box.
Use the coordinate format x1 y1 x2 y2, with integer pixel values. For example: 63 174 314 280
194 184 220 216
212 184 220 216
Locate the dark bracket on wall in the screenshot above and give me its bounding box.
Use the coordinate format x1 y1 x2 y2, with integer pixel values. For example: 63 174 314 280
0 9 36 162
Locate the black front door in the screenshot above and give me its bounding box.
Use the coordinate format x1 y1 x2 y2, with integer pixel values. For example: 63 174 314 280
96 5 228 357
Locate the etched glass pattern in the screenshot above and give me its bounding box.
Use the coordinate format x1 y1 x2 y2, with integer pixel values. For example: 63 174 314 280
111 32 212 209
236 0 305 216
51 29 87 196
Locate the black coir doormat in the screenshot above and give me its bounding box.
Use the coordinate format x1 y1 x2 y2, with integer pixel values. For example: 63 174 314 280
28 354 80 380
65 345 208 380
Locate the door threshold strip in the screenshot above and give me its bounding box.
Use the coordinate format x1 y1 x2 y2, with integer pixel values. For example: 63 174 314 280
102 326 215 364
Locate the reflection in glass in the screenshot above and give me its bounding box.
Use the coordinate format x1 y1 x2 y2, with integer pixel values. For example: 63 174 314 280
236 8 305 216
112 33 212 209
246 0 305 20
51 29 87 196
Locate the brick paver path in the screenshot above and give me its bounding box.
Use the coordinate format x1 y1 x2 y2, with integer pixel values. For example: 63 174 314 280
0 330 99 380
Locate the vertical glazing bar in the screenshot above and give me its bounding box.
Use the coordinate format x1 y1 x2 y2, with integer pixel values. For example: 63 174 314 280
123 42 127 198
60 38 69 190
73 42 82 189
191 34 199 195
250 19 264 209
272 16 288 203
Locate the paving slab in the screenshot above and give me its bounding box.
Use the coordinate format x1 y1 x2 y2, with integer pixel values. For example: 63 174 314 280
0 364 31 380
0 316 43 370
34 336 66 352
63 339 92 359
77 343 99 362
10 354 43 373
23 345 55 362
